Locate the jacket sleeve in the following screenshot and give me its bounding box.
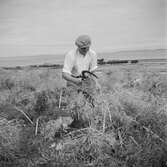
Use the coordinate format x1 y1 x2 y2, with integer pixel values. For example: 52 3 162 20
62 51 74 75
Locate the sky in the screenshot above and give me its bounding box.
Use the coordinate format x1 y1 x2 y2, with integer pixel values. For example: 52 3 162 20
0 0 166 57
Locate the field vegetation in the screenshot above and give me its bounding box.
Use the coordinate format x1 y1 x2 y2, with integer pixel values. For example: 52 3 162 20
0 62 167 167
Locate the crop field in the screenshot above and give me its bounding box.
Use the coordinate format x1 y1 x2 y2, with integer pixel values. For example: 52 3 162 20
0 61 167 167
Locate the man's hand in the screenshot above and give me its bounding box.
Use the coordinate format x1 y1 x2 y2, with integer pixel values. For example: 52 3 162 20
62 72 82 86
73 77 82 86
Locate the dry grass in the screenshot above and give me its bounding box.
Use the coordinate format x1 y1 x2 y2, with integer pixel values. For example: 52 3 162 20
0 64 167 167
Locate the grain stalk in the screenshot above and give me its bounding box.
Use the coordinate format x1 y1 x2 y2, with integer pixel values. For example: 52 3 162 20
102 101 107 133
35 117 40 136
14 106 33 124
58 89 63 108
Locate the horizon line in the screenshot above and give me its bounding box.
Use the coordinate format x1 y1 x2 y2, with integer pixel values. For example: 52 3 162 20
0 48 166 59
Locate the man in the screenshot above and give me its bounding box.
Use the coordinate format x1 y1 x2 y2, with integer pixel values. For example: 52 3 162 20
62 35 98 87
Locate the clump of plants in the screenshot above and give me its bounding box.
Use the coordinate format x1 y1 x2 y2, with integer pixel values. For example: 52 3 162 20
0 67 167 167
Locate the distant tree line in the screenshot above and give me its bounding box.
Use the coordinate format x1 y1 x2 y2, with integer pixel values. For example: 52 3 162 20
2 59 139 70
2 64 63 70
97 58 138 65
30 64 63 68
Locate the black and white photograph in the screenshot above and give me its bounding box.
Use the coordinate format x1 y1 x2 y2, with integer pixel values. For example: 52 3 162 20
0 0 167 166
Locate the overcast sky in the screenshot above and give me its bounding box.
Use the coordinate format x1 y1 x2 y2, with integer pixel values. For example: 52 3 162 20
0 0 166 57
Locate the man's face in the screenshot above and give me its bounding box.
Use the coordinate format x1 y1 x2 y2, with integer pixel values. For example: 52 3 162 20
78 46 90 56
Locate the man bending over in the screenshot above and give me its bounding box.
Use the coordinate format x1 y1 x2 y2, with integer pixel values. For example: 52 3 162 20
62 35 98 87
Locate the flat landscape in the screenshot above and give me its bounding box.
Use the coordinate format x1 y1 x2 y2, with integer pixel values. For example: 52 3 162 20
0 0 166 165
0 49 166 67
0 57 167 166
